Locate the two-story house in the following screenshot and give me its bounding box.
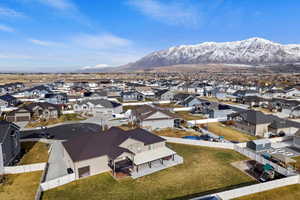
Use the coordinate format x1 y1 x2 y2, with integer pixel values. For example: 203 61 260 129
62 127 182 179
0 120 20 174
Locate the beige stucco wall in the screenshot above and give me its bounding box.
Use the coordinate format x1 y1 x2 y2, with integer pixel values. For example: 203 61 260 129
74 155 110 179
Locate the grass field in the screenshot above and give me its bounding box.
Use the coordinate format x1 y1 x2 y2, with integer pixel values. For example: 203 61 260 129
0 171 42 200
235 184 300 200
20 142 49 164
207 122 257 142
175 111 206 120
42 143 256 200
154 128 199 137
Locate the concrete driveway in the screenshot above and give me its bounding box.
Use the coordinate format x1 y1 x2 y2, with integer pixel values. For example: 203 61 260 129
45 141 69 181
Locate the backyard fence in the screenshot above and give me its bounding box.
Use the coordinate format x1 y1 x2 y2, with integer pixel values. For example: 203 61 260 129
4 162 46 174
40 173 76 191
173 107 193 112
215 175 300 200
35 163 49 200
234 145 296 177
187 118 227 125
163 136 234 149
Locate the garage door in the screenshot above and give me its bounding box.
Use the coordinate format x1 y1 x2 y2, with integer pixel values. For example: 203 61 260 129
16 116 30 122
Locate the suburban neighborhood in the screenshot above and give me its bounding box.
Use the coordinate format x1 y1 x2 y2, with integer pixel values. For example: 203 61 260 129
2 73 300 200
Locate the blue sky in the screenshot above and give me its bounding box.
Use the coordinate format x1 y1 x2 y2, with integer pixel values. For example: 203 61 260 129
0 0 299 72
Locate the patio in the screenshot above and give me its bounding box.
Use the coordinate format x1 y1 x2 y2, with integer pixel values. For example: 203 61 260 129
131 154 183 179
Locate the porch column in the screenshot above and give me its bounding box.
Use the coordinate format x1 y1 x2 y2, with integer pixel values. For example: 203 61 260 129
113 160 115 177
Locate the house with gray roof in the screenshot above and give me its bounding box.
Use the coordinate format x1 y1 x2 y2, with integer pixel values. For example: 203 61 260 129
62 127 182 179
130 105 179 130
228 110 299 137
73 99 122 116
0 120 20 174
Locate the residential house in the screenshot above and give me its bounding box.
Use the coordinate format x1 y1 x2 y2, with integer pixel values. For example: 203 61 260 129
44 93 68 105
155 89 174 101
130 105 178 130
228 110 298 137
74 99 123 116
83 91 108 100
62 127 182 179
0 94 19 110
121 91 144 102
6 102 60 122
0 120 20 173
227 110 274 137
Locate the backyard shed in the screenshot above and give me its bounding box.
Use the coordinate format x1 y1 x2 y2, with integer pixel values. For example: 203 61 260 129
246 139 271 151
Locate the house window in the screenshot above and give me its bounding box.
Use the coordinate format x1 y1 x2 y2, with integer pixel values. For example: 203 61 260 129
78 166 90 178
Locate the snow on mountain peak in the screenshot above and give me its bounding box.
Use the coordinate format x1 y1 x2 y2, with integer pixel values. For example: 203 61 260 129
129 38 300 69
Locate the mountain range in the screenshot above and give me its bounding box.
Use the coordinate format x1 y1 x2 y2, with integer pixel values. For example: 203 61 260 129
83 38 300 72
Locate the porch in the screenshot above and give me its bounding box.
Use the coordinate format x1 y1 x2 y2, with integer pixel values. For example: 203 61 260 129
131 154 183 179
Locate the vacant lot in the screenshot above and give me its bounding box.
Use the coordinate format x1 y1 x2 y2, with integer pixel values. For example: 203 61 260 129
43 143 255 200
175 111 206 120
235 184 300 200
20 142 49 164
207 122 257 142
0 171 42 200
154 128 199 137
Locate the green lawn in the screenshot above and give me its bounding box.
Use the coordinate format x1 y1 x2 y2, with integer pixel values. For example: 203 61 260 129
0 171 42 200
42 143 256 200
20 142 49 164
235 184 300 200
207 122 257 142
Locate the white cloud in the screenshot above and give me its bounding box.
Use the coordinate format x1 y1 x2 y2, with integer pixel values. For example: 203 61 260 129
0 6 25 18
127 0 200 27
0 24 15 32
0 53 32 59
28 39 62 47
81 64 110 70
37 0 76 10
72 34 132 49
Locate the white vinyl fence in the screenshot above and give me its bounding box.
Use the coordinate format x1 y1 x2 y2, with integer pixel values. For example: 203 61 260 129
40 173 76 191
234 145 296 176
4 162 46 174
122 100 171 106
215 175 300 200
187 118 227 125
163 136 234 149
173 107 193 112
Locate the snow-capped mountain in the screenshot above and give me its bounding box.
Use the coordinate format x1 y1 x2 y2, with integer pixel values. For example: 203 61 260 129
125 38 300 69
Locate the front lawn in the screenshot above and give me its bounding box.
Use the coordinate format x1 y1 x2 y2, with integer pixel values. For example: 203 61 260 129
0 171 42 200
153 128 199 137
235 184 300 200
207 122 257 142
42 143 256 200
26 114 86 128
20 142 49 164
